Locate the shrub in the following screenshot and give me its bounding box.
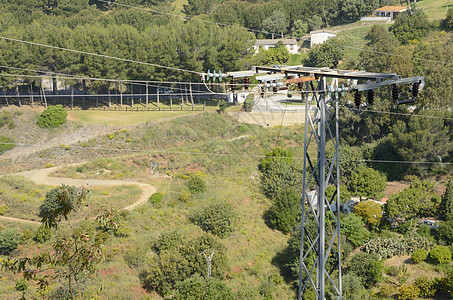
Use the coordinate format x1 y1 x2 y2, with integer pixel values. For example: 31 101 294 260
363 236 433 259
148 192 163 206
186 175 206 195
35 224 52 243
268 188 301 233
124 245 147 268
37 105 67 128
411 249 428 263
414 276 435 298
0 110 14 129
20 229 34 243
398 284 420 300
218 100 227 113
191 200 236 238
0 229 20 255
0 135 15 154
347 252 383 288
143 233 227 295
175 274 235 300
397 284 420 300
0 204 7 215
429 245 452 264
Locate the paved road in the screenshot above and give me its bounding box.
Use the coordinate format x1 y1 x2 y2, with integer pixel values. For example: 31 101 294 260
0 166 156 224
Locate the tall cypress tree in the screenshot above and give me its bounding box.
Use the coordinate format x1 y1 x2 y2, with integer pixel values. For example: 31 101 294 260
442 181 453 220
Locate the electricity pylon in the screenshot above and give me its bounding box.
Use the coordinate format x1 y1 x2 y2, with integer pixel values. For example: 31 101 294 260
248 66 424 300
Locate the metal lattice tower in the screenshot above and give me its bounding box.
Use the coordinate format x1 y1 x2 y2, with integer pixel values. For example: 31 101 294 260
299 77 342 299
247 66 424 300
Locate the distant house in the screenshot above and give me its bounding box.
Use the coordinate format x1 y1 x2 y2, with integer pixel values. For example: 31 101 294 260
375 6 407 20
310 30 337 48
252 39 299 54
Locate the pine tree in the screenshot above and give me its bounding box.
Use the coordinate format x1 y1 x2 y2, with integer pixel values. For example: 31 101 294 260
442 181 453 220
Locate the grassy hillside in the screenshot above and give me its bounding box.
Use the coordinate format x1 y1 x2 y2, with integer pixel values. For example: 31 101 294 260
417 0 450 21
0 112 305 299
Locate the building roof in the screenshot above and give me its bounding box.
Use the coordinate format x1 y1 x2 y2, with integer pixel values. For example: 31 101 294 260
375 6 407 12
254 39 297 46
310 30 337 35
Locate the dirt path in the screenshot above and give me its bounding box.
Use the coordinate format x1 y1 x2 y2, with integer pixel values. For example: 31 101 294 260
0 166 156 224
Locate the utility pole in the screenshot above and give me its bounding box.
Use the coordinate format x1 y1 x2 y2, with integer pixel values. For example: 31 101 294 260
250 65 424 300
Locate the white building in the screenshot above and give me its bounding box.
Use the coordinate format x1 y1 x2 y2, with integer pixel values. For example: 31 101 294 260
252 39 299 54
375 6 407 20
309 30 337 48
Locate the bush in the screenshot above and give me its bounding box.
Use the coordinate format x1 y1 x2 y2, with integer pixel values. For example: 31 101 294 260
0 110 14 129
429 245 452 264
37 105 67 128
414 276 435 298
35 224 52 243
124 245 147 268
218 100 228 113
186 175 206 195
347 252 383 288
191 200 236 238
398 284 420 300
268 188 301 233
0 229 20 255
175 274 235 300
143 233 227 295
0 135 15 154
411 249 428 263
148 192 163 206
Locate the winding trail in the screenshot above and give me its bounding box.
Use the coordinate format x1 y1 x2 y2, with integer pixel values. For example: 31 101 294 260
0 166 156 225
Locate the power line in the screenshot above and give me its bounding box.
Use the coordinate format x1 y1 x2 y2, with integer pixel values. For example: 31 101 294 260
1 142 452 165
0 36 202 76
348 107 453 121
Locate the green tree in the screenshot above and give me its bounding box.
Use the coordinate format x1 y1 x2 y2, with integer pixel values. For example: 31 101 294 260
341 213 370 247
444 8 453 31
191 200 236 238
264 41 290 65
347 251 383 287
354 200 383 227
391 7 430 44
262 10 287 36
307 15 323 31
413 33 453 108
387 112 452 176
441 181 453 221
4 186 110 299
347 165 387 200
259 148 302 199
340 0 366 22
359 25 399 73
306 37 344 68
437 219 453 244
292 19 308 37
268 187 301 233
386 179 441 220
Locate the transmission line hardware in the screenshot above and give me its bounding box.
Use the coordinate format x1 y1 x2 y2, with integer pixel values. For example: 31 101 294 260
246 65 424 300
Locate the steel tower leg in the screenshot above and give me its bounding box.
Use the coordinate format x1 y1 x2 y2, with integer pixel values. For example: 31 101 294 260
299 77 342 300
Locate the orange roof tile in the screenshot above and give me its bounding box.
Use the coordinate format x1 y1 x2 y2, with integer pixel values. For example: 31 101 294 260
376 6 407 12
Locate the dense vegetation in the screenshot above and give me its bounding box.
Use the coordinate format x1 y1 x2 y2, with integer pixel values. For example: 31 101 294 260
0 0 453 299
